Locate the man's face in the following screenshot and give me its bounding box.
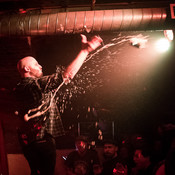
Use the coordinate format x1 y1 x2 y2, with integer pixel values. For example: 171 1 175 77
133 149 149 168
75 140 87 154
74 163 87 175
103 144 118 159
28 58 43 78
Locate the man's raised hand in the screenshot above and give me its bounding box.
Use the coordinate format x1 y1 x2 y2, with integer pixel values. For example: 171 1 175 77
81 34 103 52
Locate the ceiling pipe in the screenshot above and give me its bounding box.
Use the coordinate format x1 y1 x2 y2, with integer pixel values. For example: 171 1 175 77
0 7 170 36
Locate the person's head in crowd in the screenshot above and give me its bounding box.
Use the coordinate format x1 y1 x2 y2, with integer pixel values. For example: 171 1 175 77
118 144 130 161
103 139 118 160
74 161 88 175
75 135 89 155
93 164 103 175
133 145 152 170
130 134 146 150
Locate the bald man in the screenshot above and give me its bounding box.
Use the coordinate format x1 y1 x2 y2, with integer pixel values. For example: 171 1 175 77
14 35 102 175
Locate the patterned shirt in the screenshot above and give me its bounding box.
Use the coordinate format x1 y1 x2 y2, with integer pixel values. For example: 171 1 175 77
14 72 65 144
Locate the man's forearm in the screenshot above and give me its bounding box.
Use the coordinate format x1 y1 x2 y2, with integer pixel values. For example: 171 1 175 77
63 49 89 80
62 34 102 83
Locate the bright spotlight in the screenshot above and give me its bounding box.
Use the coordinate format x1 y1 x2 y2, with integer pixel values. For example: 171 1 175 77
155 38 170 53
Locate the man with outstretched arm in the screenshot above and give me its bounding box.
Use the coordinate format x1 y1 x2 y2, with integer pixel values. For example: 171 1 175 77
14 34 102 175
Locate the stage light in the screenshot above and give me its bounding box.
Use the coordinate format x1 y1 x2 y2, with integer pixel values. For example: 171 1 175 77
155 38 170 53
164 30 174 41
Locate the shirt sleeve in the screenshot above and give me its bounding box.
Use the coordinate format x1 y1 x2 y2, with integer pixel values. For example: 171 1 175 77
38 72 64 92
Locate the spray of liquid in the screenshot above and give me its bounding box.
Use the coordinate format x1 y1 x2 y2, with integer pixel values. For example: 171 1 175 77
24 33 149 122
56 33 149 115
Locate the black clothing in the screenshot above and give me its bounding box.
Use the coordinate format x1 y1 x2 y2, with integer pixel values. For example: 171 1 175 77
102 156 119 175
14 73 65 144
14 72 65 175
132 164 155 175
65 149 100 175
22 134 56 175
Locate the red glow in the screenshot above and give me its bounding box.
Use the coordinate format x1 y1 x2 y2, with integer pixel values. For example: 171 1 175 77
37 126 41 130
170 4 175 19
113 168 117 173
0 88 6 91
33 124 37 128
19 9 27 14
23 140 28 145
136 136 142 140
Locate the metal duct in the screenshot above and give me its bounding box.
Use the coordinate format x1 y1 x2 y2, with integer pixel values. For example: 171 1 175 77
0 8 168 36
